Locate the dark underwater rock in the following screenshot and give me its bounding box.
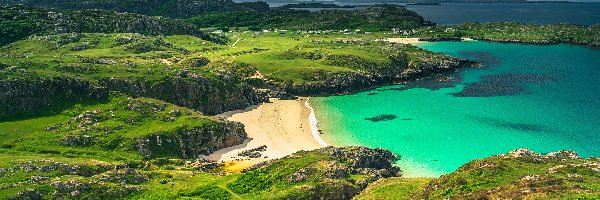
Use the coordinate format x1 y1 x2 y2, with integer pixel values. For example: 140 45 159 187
459 51 501 67
365 114 398 122
452 73 559 97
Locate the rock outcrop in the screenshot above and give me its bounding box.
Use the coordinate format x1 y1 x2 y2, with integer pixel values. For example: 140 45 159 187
420 148 600 200
279 57 476 96
234 146 401 200
0 5 225 46
0 73 108 118
99 76 267 116
136 121 247 159
3 161 147 200
1 0 270 18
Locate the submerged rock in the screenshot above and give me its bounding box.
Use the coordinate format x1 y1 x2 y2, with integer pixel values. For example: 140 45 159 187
365 114 398 122
452 73 559 97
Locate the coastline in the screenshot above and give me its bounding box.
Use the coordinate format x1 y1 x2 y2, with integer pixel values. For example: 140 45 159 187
206 97 328 172
386 37 475 45
306 97 329 147
386 37 424 45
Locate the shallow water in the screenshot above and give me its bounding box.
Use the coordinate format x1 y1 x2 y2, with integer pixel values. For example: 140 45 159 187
312 41 600 177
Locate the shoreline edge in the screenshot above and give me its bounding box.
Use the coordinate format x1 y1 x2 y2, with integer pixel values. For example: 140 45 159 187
305 97 329 147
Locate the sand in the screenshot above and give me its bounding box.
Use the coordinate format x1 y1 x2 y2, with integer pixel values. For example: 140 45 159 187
386 37 424 45
206 98 327 172
386 37 475 45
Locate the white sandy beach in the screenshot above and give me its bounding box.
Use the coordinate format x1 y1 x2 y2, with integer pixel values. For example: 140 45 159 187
206 98 327 172
386 37 474 45
386 37 424 45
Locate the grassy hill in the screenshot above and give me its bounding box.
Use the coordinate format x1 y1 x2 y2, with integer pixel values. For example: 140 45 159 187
0 5 223 46
413 22 600 48
188 5 428 31
356 149 600 200
0 31 473 116
0 0 270 18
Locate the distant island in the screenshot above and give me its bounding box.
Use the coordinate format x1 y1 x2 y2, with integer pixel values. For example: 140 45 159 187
250 0 578 4
406 3 442 5
276 3 356 9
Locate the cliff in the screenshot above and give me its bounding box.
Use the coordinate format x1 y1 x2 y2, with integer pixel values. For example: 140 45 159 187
264 41 477 96
0 71 108 118
0 33 477 117
41 96 248 160
99 76 267 116
136 121 246 159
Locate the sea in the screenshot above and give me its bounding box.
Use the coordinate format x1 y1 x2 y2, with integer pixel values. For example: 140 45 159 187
311 41 600 177
262 2 600 25
406 3 600 25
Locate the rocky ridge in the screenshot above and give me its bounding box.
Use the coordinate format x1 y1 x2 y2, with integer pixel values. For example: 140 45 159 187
0 0 270 18
419 148 600 199
0 71 108 118
136 121 246 159
0 5 225 46
230 146 401 200
1 160 148 199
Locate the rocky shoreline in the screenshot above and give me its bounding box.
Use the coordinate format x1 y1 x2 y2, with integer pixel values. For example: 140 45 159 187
278 57 477 97
475 37 600 49
419 35 599 49
0 53 476 118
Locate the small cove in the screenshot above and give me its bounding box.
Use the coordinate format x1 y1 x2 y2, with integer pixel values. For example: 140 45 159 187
312 41 600 177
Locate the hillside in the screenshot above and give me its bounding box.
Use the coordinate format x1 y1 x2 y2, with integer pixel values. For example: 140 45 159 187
412 22 600 48
0 145 400 199
0 31 473 117
188 5 429 31
0 5 224 46
356 149 600 199
0 0 270 18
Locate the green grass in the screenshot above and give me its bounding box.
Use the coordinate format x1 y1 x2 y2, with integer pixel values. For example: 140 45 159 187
212 32 445 84
0 93 220 164
0 33 222 82
130 171 243 200
354 178 432 200
421 154 600 199
0 30 455 88
408 22 600 48
126 149 388 200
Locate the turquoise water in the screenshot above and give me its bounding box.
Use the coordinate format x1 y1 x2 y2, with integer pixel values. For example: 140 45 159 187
311 41 600 177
